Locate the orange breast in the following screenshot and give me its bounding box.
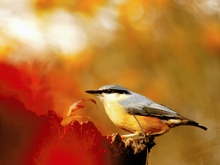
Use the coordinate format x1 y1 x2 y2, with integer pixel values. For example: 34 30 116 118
103 101 170 136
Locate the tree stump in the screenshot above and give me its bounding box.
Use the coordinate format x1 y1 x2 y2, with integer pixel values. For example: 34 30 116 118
0 96 156 165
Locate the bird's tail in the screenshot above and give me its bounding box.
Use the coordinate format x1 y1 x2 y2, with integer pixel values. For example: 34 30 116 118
166 118 207 131
185 120 207 131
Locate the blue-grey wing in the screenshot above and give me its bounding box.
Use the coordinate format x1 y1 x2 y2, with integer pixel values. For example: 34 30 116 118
120 93 182 119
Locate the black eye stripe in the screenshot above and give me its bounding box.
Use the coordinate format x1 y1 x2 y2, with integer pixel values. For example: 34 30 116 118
101 89 130 94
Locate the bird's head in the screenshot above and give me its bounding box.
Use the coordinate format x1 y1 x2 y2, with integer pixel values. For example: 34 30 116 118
85 84 131 103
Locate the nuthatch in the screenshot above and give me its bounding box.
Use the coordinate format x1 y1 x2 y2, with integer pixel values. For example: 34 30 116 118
86 84 207 137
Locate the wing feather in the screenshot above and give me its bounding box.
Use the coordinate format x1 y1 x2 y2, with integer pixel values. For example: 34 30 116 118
120 93 183 119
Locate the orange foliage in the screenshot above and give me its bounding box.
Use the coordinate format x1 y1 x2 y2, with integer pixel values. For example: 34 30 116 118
34 0 107 15
202 23 220 54
34 0 55 9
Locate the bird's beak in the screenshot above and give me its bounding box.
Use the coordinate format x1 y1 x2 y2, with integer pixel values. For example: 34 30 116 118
85 90 101 95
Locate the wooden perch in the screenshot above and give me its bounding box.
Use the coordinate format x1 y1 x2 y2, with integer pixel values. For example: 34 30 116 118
62 120 156 165
0 95 156 165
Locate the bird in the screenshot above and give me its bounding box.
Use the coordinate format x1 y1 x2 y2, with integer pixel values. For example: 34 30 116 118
85 84 207 137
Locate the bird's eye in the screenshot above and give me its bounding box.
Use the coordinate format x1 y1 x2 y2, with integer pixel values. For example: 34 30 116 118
106 89 112 93
102 89 110 93
102 89 130 94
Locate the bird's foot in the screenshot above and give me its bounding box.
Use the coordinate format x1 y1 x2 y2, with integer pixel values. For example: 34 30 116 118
121 133 136 139
121 131 151 140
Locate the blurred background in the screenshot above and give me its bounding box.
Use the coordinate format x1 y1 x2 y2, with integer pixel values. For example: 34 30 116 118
0 0 220 164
